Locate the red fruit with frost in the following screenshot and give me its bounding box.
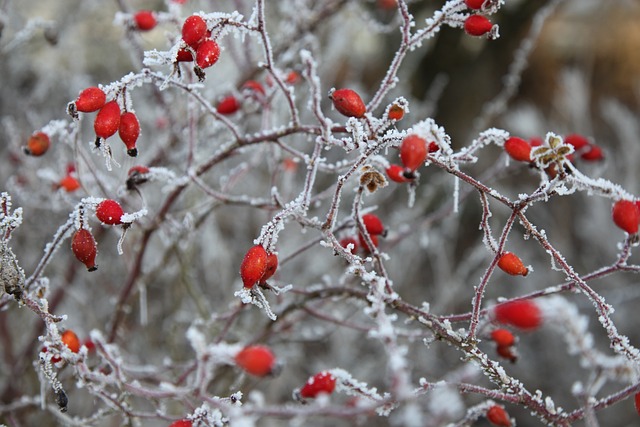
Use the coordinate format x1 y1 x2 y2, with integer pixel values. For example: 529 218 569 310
94 101 121 139
134 11 157 31
96 199 124 225
182 15 207 48
25 132 50 156
61 330 81 354
386 164 408 183
494 300 542 331
464 14 493 36
235 345 276 376
490 329 515 347
504 137 532 162
612 200 639 234
75 87 106 113
217 96 241 115
428 141 439 153
340 236 359 253
497 252 528 276
387 104 404 121
400 134 428 172
71 229 97 271
330 88 366 118
176 48 193 62
260 252 278 282
487 405 511 427
358 233 379 253
299 371 336 399
465 0 485 9
362 213 385 236
169 420 192 427
196 39 220 69
240 245 268 288
119 112 140 157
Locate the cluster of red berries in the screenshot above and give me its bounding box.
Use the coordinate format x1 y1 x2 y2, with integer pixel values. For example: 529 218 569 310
71 199 127 271
216 74 300 116
386 134 438 183
177 15 220 71
505 134 604 166
72 86 141 157
41 329 93 364
340 213 386 254
239 244 278 288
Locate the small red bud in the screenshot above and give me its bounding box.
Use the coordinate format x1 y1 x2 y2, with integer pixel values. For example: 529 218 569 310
133 10 157 31
94 101 121 140
118 112 140 157
362 213 385 236
387 103 404 121
386 164 409 183
339 237 359 253
490 329 515 347
580 144 604 161
24 132 51 156
217 95 241 115
494 300 542 331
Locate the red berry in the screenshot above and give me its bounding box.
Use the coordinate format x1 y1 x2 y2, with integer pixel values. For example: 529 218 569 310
497 252 528 276
386 164 408 183
635 392 640 416
612 200 639 234
118 112 140 157
494 300 542 331
59 175 80 192
176 48 193 62
96 199 125 225
504 137 532 162
464 14 493 37
169 420 192 427
25 132 50 156
496 344 517 362
400 134 428 172
339 237 359 253
71 229 97 271
387 103 404 121
362 213 385 236
240 245 268 288
217 95 241 115
490 329 515 347
330 88 366 118
260 252 278 282
75 87 106 113
358 233 379 253
182 15 207 48
83 339 96 353
487 405 511 427
128 165 150 176
61 330 81 353
580 144 604 161
196 39 220 69
235 345 276 376
285 71 300 85
464 0 485 9
428 141 439 153
94 101 121 140
242 80 266 96
134 11 157 31
299 371 336 399
564 134 589 151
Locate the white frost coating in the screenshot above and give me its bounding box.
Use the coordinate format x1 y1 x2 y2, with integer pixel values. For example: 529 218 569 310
544 396 556 414
427 383 465 418
186 325 207 356
120 208 148 224
234 288 277 320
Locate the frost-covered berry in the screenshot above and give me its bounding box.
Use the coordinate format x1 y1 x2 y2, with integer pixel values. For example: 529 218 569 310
75 87 106 113
612 200 639 234
96 199 125 225
362 213 385 236
240 245 268 288
487 405 511 427
168 420 192 427
71 229 97 271
235 345 276 376
118 112 140 157
61 330 81 353
340 236 359 253
386 164 409 183
497 252 528 276
387 103 405 121
182 15 207 48
299 371 336 399
504 137 532 163
134 11 157 31
400 134 428 173
196 39 220 69
464 14 493 37
94 101 121 140
494 300 542 331
217 95 241 115
260 252 278 282
24 132 50 156
330 88 366 118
